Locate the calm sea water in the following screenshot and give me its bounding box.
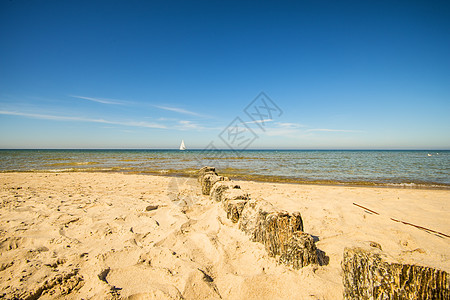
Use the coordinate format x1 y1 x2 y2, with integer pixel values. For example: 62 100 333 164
0 150 449 188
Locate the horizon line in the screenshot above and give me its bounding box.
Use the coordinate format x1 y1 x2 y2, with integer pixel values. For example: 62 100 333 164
0 148 448 151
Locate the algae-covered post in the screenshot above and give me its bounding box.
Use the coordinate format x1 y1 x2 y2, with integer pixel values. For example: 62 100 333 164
342 247 450 299
199 166 320 269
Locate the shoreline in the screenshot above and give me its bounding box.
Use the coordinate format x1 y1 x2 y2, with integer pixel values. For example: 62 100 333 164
2 169 449 191
1 149 448 190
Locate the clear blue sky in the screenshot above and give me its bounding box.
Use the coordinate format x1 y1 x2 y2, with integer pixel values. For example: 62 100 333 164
1 0 449 149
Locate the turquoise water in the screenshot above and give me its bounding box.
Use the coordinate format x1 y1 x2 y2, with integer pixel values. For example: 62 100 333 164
0 150 449 188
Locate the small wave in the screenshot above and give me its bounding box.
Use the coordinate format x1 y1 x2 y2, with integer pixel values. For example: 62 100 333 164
201 157 265 160
40 167 114 173
384 182 449 189
46 162 99 167
47 168 73 172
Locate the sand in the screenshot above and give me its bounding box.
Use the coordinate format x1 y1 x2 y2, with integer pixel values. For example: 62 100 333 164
0 172 449 299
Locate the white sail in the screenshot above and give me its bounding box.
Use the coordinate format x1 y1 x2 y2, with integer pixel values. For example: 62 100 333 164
179 140 186 150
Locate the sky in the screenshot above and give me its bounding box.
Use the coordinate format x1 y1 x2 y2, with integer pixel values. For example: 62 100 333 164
0 0 449 149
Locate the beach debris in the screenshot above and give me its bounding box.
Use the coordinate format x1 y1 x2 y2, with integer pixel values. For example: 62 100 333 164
198 268 214 283
342 247 449 299
353 202 450 238
390 217 450 238
36 246 49 252
98 268 111 283
145 205 159 211
369 241 382 250
352 202 379 215
183 269 222 299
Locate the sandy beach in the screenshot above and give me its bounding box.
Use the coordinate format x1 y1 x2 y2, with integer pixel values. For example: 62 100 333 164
0 172 449 299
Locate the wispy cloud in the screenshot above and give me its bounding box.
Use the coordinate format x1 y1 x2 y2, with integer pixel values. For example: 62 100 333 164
70 95 128 105
275 122 305 129
70 96 210 119
178 120 200 130
176 120 214 131
305 128 363 133
259 122 302 137
245 119 273 124
0 110 166 129
260 122 362 137
263 127 300 137
154 105 207 117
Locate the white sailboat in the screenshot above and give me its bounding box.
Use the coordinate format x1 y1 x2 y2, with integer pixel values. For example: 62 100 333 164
179 140 186 151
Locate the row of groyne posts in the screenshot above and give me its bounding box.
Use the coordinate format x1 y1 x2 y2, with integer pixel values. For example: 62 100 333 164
198 167 449 299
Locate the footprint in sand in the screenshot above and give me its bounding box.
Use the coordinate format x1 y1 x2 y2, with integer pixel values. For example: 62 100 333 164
0 236 27 251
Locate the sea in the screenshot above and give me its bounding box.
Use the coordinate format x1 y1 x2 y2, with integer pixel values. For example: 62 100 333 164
0 150 449 189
